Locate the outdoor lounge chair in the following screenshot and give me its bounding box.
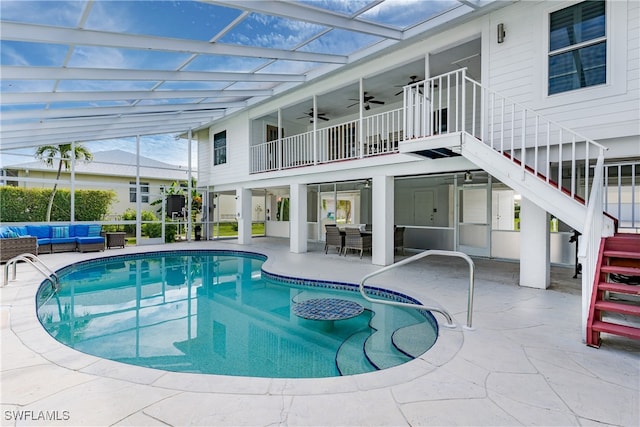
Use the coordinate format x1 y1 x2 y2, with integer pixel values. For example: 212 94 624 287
324 224 344 254
342 227 372 258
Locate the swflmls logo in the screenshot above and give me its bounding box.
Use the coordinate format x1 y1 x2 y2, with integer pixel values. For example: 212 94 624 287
4 410 70 421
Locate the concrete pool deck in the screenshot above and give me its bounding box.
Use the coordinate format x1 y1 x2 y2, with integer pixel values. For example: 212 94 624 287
1 238 639 426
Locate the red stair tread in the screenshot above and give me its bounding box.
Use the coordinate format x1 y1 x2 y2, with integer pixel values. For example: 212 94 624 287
600 265 640 276
605 235 640 251
590 320 640 340
603 250 640 260
598 281 640 295
594 300 640 316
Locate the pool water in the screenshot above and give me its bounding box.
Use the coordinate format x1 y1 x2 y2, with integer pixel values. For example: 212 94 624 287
37 251 438 378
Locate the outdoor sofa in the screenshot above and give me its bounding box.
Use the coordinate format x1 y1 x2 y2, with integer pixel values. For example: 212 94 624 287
0 224 105 262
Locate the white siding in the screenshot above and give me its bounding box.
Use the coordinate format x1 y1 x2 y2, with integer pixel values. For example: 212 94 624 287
198 0 638 186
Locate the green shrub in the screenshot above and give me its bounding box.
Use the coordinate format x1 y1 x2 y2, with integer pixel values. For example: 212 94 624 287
145 222 162 238
122 208 163 237
164 223 177 243
0 186 115 222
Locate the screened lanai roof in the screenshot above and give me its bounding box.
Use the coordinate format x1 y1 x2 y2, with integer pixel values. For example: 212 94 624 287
1 0 506 151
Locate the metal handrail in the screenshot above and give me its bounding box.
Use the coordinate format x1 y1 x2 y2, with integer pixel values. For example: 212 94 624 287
3 253 59 290
359 250 475 329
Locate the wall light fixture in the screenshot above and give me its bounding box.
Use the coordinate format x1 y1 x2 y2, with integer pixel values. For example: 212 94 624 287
497 23 506 43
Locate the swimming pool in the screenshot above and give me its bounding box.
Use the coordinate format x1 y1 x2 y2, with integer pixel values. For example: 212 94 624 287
36 250 438 378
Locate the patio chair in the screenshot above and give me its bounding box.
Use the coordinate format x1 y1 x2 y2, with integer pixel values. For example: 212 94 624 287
343 227 372 258
394 226 405 255
324 224 344 254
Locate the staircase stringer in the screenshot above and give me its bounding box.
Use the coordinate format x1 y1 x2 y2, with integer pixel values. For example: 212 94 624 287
586 237 607 347
460 132 587 232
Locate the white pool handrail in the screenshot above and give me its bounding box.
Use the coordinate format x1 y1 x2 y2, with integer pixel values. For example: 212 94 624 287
359 250 475 329
3 253 59 290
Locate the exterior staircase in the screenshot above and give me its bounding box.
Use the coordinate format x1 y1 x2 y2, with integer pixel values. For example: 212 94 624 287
401 69 624 345
587 234 640 347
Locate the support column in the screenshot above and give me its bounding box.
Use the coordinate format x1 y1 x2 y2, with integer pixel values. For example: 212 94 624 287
519 197 550 289
290 183 308 253
372 175 394 266
237 188 253 245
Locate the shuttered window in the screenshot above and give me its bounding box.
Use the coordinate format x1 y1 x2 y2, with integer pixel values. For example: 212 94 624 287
549 0 606 95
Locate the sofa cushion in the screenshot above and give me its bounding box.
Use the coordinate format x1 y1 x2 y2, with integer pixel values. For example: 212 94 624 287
88 224 102 237
51 226 70 239
76 236 105 244
50 237 76 244
74 224 89 237
26 225 51 239
8 226 29 237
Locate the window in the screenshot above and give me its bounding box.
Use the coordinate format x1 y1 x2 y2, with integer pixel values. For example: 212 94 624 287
549 0 606 95
213 130 227 165
129 181 149 203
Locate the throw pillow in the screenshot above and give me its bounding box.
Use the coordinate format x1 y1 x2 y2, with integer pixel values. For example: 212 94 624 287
51 226 69 238
88 225 102 237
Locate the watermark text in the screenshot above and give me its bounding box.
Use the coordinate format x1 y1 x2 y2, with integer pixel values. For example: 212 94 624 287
4 410 70 422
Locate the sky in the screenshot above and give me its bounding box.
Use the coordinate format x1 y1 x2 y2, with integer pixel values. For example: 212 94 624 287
0 0 459 168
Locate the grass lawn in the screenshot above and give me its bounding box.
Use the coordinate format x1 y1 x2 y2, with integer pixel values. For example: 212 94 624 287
213 222 265 237
116 222 266 245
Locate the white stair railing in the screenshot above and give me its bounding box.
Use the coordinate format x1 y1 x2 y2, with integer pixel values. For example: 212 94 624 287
578 153 611 340
461 70 608 207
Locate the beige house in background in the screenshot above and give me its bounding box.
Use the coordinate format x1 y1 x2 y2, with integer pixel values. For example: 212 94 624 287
1 150 194 219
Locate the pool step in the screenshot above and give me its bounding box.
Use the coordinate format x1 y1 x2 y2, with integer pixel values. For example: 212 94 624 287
392 321 438 358
587 234 640 348
335 330 376 375
362 307 425 370
364 329 411 369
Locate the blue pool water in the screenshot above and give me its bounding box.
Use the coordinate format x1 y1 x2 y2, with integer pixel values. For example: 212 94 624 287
37 251 438 378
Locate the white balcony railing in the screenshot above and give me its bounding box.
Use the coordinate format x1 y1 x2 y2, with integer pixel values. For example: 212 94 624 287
250 109 403 173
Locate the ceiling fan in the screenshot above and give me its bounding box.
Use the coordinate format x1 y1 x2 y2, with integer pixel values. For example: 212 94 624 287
395 75 423 96
296 108 329 122
347 92 384 110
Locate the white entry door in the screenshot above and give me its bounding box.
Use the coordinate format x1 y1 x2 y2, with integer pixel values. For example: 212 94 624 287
414 190 435 226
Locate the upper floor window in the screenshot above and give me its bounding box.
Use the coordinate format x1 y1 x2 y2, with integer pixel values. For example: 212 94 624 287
549 0 606 95
130 181 149 203
213 130 227 165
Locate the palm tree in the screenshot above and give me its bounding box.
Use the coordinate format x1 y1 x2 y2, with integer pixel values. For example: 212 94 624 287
35 143 93 221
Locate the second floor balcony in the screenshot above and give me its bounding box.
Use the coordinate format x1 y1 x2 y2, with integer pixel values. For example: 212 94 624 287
249 70 470 174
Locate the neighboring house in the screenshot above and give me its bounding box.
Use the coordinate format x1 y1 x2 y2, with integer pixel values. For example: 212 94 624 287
189 1 639 333
2 149 195 218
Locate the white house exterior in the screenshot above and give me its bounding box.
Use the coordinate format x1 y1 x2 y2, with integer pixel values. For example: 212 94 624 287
190 1 638 333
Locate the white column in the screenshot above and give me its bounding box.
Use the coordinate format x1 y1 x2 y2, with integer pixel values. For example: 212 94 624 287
519 197 550 289
70 141 76 223
290 183 308 253
186 129 192 242
237 188 253 245
372 175 394 266
135 136 142 244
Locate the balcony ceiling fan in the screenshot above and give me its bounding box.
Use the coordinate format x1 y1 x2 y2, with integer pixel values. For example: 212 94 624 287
297 108 329 122
347 92 384 110
395 75 424 96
